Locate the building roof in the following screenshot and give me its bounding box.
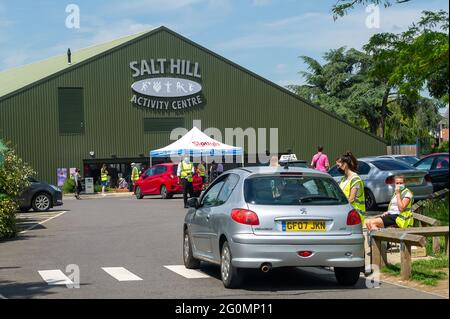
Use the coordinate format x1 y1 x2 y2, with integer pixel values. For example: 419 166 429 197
0 31 147 99
0 26 386 144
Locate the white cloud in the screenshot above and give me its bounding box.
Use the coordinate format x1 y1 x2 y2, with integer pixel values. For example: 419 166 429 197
105 0 205 14
275 63 288 73
217 7 426 51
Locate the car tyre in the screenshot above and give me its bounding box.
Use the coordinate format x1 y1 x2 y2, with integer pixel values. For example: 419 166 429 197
160 185 169 199
220 241 242 289
135 186 144 199
32 193 51 212
183 229 200 269
364 188 377 211
334 267 361 286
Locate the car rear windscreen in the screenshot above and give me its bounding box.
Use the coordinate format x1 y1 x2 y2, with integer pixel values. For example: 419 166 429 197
398 156 419 166
371 160 413 171
244 175 347 205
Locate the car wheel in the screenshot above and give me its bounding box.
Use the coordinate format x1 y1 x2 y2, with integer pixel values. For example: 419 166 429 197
183 229 200 269
364 188 377 211
135 186 144 199
32 193 51 212
220 241 242 289
19 206 31 212
160 185 169 199
334 267 361 286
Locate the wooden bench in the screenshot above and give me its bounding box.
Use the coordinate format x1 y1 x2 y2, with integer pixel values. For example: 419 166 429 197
371 226 449 280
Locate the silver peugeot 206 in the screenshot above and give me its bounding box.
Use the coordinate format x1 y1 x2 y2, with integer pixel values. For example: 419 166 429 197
183 166 365 289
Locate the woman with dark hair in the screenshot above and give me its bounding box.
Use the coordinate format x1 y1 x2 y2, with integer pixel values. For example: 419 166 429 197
336 151 366 224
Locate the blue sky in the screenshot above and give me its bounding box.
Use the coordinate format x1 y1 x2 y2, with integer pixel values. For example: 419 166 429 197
0 0 448 88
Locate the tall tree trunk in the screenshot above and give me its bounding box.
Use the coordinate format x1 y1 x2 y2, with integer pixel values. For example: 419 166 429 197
379 87 391 139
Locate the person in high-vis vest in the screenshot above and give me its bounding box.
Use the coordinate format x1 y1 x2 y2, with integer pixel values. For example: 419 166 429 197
365 176 414 230
336 152 366 224
100 164 109 196
177 157 195 208
197 160 207 184
131 163 140 193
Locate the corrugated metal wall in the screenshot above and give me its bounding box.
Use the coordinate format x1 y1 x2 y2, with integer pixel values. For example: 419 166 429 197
0 29 386 183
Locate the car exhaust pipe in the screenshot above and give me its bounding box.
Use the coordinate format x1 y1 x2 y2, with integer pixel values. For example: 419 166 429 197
260 263 272 273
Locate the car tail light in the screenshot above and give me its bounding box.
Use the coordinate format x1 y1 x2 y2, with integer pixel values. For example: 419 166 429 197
298 251 313 257
425 174 432 183
347 209 361 225
231 209 260 226
385 176 395 184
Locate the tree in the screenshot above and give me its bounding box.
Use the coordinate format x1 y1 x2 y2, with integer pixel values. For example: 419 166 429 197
364 10 449 103
289 47 391 137
332 0 413 19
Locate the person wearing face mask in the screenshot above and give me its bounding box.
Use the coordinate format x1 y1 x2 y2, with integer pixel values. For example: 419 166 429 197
336 151 366 224
365 176 414 230
177 156 195 208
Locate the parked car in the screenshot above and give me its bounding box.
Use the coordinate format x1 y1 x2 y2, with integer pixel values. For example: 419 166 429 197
413 153 449 192
377 155 420 167
328 158 433 211
134 163 203 199
183 166 365 288
18 177 63 212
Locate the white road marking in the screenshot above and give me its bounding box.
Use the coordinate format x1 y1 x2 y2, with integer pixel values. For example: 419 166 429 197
38 270 74 286
164 265 211 279
19 211 67 234
101 267 143 281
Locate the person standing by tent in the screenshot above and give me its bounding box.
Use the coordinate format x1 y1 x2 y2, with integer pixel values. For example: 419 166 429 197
100 164 109 196
197 160 207 185
131 163 140 193
209 160 218 183
177 156 195 208
311 146 329 172
217 162 224 176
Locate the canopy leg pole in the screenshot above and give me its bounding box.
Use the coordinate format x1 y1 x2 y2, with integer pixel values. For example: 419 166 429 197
241 153 244 167
150 155 152 168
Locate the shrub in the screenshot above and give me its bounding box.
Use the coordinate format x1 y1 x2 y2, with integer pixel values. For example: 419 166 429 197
0 141 35 239
62 178 75 194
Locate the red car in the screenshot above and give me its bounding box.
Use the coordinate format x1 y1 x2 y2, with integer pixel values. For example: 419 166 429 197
134 163 203 199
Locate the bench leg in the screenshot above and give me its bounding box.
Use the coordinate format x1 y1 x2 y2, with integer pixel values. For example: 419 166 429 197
445 236 449 257
432 237 441 255
372 239 385 268
400 242 412 281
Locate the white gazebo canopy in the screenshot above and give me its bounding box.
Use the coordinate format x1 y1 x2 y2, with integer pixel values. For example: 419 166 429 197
149 126 243 166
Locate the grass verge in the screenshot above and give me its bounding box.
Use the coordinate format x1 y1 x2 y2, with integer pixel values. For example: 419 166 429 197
381 256 449 286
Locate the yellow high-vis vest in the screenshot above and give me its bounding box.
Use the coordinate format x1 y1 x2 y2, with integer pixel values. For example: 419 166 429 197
131 166 139 182
340 174 366 224
101 168 108 182
197 164 206 177
180 162 193 182
388 188 414 228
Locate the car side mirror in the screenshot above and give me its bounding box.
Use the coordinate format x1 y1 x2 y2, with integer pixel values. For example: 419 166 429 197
187 197 200 209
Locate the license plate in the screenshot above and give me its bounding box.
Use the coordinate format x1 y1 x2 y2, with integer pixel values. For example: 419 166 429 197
405 177 422 185
282 220 326 232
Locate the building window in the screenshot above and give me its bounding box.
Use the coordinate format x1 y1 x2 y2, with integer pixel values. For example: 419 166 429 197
144 117 184 132
58 88 84 134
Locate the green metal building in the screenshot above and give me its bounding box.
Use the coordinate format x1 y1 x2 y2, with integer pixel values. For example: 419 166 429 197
0 26 386 184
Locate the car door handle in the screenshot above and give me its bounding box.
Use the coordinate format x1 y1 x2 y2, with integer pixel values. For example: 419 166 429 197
206 214 210 220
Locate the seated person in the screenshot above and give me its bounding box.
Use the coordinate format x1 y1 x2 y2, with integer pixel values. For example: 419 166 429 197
365 175 413 230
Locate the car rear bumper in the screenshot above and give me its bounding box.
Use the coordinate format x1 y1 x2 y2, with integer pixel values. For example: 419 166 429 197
229 233 365 269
